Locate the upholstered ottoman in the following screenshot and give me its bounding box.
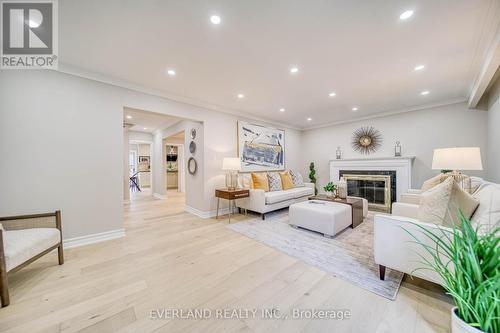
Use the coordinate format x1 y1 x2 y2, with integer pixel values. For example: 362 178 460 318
289 200 352 238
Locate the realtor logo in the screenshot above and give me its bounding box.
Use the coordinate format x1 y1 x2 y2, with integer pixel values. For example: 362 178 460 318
1 0 58 69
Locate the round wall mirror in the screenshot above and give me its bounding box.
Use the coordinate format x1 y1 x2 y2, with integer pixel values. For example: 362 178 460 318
188 157 197 175
189 141 196 154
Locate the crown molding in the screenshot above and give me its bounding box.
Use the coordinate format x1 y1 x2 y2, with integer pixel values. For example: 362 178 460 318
302 98 468 131
56 63 302 131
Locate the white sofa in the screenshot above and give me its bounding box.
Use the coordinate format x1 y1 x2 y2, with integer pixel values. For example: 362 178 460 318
236 182 315 219
374 180 500 285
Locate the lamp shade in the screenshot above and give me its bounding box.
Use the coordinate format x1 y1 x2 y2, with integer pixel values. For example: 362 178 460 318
222 157 241 171
431 147 483 170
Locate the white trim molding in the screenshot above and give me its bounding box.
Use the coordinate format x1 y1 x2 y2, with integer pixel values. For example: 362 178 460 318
63 229 126 249
185 205 230 219
330 156 415 201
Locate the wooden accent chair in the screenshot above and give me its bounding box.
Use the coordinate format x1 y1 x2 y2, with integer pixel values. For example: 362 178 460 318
0 210 63 307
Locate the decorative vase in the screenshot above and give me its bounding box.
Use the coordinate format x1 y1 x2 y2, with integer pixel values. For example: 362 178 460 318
337 180 347 199
451 307 484 333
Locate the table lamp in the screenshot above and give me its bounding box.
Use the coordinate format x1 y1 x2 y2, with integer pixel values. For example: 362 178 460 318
431 147 483 192
222 157 241 190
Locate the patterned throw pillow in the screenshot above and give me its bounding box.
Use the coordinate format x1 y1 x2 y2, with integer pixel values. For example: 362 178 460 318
267 172 283 191
289 170 304 187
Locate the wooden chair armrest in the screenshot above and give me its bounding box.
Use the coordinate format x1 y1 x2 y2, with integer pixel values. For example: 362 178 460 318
0 211 61 231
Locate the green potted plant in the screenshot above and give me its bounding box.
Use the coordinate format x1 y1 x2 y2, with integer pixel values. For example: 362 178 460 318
309 162 318 195
406 211 499 333
323 181 338 198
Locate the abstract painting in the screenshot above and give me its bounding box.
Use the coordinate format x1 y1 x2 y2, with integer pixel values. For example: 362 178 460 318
238 121 285 172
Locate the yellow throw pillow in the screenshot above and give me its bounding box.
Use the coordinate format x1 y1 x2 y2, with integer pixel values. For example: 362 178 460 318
251 172 269 192
280 171 294 190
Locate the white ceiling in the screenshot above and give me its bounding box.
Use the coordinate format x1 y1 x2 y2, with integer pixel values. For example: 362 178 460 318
61 0 499 129
124 107 182 133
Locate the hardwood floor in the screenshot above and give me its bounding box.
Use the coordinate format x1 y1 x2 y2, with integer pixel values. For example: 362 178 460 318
0 192 453 332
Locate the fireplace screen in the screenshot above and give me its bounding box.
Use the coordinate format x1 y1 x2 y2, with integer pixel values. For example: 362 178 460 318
341 174 392 212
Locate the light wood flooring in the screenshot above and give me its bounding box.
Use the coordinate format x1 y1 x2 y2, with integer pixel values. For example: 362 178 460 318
0 191 453 333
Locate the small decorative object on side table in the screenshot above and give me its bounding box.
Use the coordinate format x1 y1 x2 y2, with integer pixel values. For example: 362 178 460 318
215 188 249 223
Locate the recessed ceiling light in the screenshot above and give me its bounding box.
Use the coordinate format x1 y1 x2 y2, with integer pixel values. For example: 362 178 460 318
279 108 285 112
290 67 299 74
352 107 359 111
143 127 148 130
126 115 132 119
167 69 176 76
210 15 221 25
237 93 245 99
328 92 336 97
421 90 430 95
399 10 414 20
414 65 425 71
307 117 312 121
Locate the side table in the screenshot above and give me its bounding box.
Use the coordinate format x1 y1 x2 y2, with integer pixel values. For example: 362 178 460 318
215 188 250 223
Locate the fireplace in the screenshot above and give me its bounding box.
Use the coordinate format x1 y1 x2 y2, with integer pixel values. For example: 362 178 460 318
339 170 397 213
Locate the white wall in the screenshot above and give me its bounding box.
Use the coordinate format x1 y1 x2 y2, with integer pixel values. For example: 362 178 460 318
487 75 500 183
128 130 153 143
301 102 489 192
0 70 302 239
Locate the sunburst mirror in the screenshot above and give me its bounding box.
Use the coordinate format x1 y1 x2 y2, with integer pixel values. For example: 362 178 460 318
352 126 382 154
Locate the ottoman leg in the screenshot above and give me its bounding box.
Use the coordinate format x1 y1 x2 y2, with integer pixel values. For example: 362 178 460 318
290 225 298 229
379 265 386 280
323 234 334 239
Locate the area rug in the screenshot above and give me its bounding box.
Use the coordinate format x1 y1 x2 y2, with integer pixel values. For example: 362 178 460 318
227 210 404 300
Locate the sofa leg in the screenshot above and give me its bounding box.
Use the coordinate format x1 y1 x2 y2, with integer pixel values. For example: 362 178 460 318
58 244 64 265
261 213 265 220
379 265 386 280
0 262 9 307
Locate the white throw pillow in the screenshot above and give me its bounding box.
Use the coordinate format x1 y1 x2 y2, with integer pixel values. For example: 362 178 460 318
418 177 454 225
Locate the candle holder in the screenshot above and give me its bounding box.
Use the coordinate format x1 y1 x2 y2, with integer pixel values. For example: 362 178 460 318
394 141 402 157
336 146 342 159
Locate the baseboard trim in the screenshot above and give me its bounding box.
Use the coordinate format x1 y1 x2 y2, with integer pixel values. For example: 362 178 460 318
185 205 230 219
153 193 168 199
63 229 126 249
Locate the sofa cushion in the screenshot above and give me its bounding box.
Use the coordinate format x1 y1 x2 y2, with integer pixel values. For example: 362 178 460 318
287 186 314 198
267 172 283 191
251 172 269 192
471 183 500 234
280 171 294 190
3 228 60 272
265 190 295 204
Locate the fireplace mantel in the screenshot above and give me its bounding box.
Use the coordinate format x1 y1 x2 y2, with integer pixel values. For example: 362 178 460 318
329 156 415 162
329 156 415 201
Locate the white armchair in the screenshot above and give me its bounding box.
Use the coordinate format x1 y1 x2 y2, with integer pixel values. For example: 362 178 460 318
374 203 448 285
375 179 499 286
